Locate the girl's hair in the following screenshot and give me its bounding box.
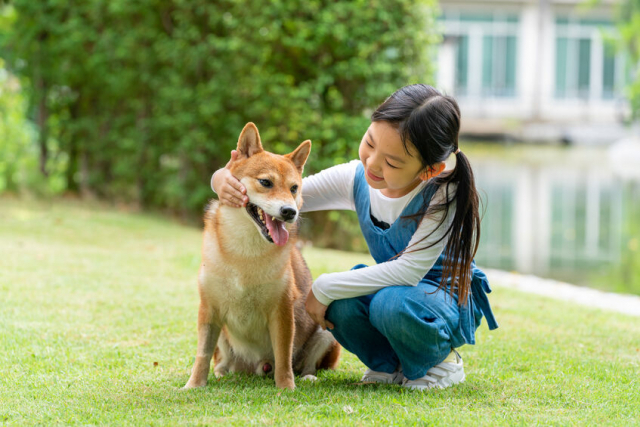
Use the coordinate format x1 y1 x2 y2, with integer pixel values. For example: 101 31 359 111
371 84 480 305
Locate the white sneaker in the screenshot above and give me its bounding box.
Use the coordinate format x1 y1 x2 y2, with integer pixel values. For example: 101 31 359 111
402 351 465 390
361 366 404 384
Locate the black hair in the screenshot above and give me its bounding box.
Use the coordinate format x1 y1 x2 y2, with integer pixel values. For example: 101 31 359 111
371 84 480 305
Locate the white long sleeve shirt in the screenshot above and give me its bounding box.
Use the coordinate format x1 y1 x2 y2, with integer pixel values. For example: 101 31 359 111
302 160 455 306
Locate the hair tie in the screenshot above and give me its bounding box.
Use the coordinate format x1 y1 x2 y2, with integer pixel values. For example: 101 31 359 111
454 148 461 155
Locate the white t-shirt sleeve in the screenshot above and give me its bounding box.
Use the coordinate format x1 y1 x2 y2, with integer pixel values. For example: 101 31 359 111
300 160 359 213
312 186 456 305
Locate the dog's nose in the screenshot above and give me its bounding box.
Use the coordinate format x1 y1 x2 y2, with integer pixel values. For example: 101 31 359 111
280 206 297 221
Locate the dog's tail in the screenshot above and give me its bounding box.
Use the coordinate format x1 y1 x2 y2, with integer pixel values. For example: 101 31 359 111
317 341 341 371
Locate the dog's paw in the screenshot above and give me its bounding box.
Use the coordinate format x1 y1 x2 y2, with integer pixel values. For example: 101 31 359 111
183 379 207 389
301 374 318 381
213 366 229 377
275 376 296 390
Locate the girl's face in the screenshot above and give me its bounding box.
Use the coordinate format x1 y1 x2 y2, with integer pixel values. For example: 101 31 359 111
358 121 428 198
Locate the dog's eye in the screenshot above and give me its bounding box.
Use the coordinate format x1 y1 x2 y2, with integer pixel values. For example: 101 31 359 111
259 179 273 188
290 185 298 195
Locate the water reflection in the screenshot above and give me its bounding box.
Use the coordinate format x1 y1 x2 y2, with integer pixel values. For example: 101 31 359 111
469 144 640 294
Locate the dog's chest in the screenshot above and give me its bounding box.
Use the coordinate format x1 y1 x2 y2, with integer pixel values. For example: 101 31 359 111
201 262 287 311
220 279 276 323
200 265 288 357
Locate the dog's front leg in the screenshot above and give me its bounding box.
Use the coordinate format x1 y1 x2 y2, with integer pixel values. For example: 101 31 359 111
184 303 220 389
269 300 295 390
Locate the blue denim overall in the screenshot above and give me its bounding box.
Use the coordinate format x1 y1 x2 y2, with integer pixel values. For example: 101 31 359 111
325 164 498 380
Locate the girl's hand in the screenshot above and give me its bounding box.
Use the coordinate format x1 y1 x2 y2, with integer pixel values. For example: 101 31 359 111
212 150 248 208
305 290 334 331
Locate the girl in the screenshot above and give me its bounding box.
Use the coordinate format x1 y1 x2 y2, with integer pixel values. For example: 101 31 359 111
212 84 498 390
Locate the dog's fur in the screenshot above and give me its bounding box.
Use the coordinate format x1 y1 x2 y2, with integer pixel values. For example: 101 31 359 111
184 123 340 390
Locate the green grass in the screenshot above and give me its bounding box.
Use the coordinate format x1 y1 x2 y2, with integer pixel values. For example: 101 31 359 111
1 198 639 426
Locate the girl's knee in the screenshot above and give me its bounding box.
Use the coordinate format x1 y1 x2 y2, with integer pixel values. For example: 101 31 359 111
369 287 413 331
370 286 424 321
369 286 448 335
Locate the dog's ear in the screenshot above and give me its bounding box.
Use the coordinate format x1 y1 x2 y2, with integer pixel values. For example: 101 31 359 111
286 140 311 174
237 122 264 158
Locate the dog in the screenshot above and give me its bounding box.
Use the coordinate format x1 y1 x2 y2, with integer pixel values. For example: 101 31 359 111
184 122 340 390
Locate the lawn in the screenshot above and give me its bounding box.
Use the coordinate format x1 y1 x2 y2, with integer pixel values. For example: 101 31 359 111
1 198 639 426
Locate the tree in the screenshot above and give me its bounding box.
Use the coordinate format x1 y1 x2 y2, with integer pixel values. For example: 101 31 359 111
1 0 440 228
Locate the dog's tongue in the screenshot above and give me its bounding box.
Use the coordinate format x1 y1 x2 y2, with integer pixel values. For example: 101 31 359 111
264 214 289 246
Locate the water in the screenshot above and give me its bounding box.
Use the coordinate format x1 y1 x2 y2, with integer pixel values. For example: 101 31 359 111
467 143 640 294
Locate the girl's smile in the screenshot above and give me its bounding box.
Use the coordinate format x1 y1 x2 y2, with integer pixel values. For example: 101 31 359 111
366 169 384 182
359 121 429 198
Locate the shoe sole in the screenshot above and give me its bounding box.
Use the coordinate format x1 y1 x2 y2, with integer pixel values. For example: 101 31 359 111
361 374 404 385
403 371 465 391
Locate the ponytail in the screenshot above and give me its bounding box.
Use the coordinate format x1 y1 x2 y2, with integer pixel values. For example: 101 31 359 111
399 151 480 305
433 151 480 304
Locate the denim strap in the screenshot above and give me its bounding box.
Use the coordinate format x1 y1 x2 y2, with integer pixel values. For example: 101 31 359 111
471 274 499 331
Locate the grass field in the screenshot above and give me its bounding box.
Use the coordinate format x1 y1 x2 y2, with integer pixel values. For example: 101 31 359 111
1 198 639 426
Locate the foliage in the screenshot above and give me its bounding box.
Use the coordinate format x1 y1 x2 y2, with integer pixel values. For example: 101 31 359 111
0 59 38 193
613 0 640 118
0 0 439 223
1 198 639 425
0 9 39 194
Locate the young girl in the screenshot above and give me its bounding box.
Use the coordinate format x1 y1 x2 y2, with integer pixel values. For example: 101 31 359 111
212 84 498 390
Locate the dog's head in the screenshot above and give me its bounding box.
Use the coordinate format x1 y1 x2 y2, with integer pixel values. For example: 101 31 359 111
228 122 311 247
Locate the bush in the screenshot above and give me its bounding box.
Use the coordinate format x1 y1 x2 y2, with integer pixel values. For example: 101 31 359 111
1 0 439 245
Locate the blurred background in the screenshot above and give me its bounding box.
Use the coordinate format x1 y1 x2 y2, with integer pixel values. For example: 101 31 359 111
0 0 638 295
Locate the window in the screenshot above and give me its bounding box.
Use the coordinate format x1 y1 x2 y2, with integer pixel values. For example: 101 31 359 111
441 12 519 98
455 35 469 96
482 35 517 97
602 43 616 99
555 37 591 99
555 17 622 100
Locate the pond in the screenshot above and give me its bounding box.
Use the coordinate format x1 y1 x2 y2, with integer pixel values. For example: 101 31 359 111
466 142 640 295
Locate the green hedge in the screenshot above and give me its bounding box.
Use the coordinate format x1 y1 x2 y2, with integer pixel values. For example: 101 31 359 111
0 1 439 231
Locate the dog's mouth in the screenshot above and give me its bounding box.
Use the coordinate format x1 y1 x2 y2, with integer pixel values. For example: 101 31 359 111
246 203 289 246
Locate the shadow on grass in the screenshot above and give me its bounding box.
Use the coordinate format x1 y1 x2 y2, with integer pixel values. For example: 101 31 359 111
168 370 492 402
169 371 401 393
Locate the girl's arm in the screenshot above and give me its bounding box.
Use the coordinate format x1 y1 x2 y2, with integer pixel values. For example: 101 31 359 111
299 160 358 213
311 188 456 306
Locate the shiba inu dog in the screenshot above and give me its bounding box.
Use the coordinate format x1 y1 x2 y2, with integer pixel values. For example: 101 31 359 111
184 122 340 390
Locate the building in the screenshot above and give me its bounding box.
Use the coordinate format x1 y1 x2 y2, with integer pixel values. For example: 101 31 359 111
436 0 633 144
